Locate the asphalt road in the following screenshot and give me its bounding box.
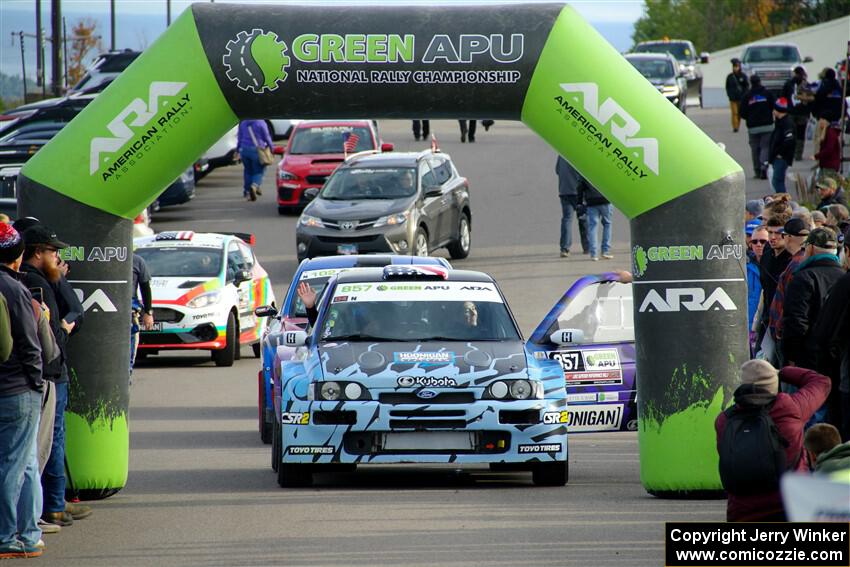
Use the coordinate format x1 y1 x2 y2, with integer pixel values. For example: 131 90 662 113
39 111 810 566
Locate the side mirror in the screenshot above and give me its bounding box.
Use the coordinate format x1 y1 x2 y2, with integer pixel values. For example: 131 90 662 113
282 330 308 347
803 56 813 63
273 145 285 155
381 142 394 152
235 269 252 284
550 328 584 345
304 187 320 200
424 184 442 198
699 52 710 64
254 305 278 318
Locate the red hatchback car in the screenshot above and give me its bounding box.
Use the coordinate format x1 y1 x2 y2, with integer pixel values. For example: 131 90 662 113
276 120 393 214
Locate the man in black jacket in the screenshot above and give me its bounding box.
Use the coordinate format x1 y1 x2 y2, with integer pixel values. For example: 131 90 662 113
0 223 44 559
781 66 811 160
20 226 88 528
768 97 796 194
739 75 775 179
725 58 749 132
816 177 849 211
782 227 844 370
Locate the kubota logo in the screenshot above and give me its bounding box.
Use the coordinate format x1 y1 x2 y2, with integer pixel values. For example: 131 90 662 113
89 81 187 175
559 82 659 175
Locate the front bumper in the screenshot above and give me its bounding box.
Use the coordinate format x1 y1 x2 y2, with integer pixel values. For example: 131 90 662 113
139 305 227 350
280 399 568 465
277 182 317 207
296 223 413 259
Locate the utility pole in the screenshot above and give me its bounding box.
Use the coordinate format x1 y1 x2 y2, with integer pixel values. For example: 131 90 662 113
110 0 115 50
166 0 171 26
18 31 28 100
50 0 63 96
63 17 68 89
35 0 43 89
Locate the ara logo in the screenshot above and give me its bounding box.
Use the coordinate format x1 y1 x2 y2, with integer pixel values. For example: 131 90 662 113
73 288 118 313
638 287 737 313
559 82 659 176
89 81 188 175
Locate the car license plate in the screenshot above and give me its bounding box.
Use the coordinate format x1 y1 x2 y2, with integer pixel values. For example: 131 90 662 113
381 432 475 451
337 244 358 255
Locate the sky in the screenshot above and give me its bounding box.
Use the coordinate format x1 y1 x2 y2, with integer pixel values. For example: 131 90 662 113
0 0 645 81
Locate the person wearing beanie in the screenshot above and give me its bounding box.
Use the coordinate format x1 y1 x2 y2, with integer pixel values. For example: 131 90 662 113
725 58 749 132
745 199 764 222
739 74 775 179
715 360 831 521
815 177 848 211
0 223 46 558
768 97 795 193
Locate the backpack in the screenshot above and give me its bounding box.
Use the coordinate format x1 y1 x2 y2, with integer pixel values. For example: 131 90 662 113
718 401 794 494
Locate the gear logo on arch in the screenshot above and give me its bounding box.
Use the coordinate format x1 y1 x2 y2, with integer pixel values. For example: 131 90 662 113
223 29 290 93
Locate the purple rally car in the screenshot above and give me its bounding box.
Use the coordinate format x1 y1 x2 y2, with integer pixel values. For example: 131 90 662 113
526 272 637 433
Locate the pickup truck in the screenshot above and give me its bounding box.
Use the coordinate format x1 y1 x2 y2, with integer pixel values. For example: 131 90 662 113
740 43 813 96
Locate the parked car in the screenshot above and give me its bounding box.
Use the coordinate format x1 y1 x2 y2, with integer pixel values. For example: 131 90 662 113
254 254 452 444
268 265 570 487
625 52 688 113
0 94 96 137
277 120 393 213
740 43 812 96
155 167 196 207
135 231 275 367
296 148 471 261
67 49 141 94
633 39 708 107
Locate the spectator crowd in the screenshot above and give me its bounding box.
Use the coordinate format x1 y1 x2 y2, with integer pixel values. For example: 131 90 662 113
0 217 92 559
718 182 850 522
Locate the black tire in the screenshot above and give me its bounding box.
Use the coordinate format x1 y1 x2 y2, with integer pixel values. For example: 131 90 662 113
413 227 429 257
259 376 272 445
278 463 313 488
532 461 568 486
271 419 281 471
212 313 236 367
447 213 471 259
278 206 288 215
252 342 262 358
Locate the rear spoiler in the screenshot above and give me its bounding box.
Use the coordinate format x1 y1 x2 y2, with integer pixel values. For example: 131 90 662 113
219 231 256 246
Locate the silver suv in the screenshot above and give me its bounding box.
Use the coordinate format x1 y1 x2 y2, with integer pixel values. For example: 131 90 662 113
740 43 813 96
633 39 709 107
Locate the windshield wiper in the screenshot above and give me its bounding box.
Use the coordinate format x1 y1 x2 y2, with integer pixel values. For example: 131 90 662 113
322 333 394 342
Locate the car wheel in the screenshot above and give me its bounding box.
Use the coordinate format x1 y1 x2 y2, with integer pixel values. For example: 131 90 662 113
278 206 291 215
212 313 236 367
414 227 429 257
271 418 281 471
447 213 471 259
252 342 262 358
532 461 568 486
278 463 313 488
259 375 272 445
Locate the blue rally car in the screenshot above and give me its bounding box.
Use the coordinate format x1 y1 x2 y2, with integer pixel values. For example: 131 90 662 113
254 255 451 444
265 265 570 487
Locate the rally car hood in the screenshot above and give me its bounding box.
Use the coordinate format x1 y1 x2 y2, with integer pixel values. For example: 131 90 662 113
316 340 529 388
306 196 415 221
280 153 344 174
150 276 220 302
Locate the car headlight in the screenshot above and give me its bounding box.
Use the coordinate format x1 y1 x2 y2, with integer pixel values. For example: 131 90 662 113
374 211 410 227
662 85 680 95
484 380 543 400
278 169 299 181
186 290 221 309
299 214 324 228
320 381 341 401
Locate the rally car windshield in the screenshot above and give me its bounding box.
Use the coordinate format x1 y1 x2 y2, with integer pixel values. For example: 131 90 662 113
320 167 417 200
319 282 520 342
136 247 222 278
289 126 373 155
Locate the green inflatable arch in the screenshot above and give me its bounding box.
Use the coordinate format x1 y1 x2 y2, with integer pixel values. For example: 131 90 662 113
19 2 746 497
